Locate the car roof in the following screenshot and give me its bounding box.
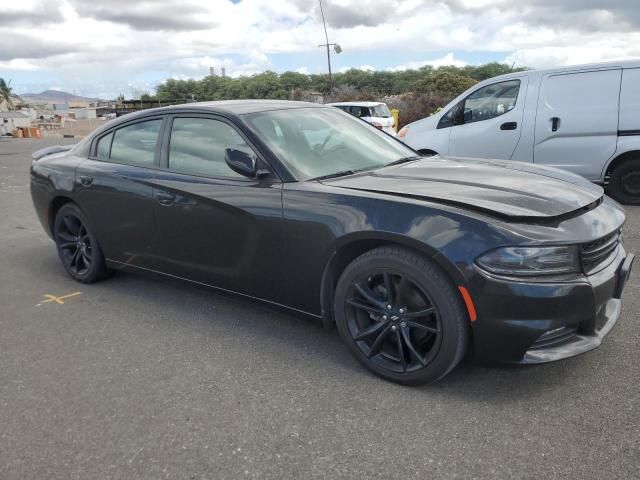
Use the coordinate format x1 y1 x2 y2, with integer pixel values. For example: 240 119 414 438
327 101 385 107
115 99 325 121
84 100 330 143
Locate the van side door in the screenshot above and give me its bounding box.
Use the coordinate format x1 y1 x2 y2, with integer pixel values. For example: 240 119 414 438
533 68 621 180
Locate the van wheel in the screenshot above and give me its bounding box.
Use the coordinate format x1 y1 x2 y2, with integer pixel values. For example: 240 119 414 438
607 159 640 205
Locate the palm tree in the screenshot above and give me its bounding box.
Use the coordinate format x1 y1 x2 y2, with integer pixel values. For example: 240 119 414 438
0 78 15 110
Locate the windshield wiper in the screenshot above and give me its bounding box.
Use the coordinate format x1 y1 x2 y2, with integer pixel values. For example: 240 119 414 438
309 170 358 181
384 155 422 167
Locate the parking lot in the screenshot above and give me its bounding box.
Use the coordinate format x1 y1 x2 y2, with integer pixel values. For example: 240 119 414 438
1 137 639 479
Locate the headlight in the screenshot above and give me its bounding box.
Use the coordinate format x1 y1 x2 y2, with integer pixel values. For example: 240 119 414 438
476 246 580 277
397 126 408 138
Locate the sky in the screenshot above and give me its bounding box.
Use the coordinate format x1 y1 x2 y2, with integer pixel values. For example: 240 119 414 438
1 0 640 99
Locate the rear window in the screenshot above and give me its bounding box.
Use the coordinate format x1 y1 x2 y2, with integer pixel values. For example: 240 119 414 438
109 120 162 167
370 104 391 118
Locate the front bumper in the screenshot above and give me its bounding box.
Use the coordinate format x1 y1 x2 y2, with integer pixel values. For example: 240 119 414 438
469 247 634 364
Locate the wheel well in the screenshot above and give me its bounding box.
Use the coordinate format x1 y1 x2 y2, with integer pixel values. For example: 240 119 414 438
605 150 640 178
319 239 460 329
48 196 74 235
417 149 438 156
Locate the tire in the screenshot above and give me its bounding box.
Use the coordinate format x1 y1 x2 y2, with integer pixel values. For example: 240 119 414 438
334 246 468 385
53 203 109 283
607 159 640 205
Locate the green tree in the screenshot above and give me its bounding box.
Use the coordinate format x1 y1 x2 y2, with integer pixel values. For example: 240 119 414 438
413 72 478 100
279 71 311 93
0 78 15 110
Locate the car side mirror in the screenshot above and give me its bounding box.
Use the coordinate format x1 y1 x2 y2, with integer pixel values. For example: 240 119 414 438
225 148 258 178
463 108 473 123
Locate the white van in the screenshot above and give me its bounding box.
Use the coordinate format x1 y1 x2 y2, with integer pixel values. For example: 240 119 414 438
398 60 640 204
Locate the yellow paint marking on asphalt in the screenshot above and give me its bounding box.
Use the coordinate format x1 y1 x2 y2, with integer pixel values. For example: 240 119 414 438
38 292 82 305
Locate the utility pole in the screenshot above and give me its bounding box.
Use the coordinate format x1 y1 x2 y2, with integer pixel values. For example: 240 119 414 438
317 0 341 93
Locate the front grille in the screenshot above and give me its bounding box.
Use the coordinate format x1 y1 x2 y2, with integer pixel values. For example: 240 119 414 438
580 230 621 274
530 326 578 350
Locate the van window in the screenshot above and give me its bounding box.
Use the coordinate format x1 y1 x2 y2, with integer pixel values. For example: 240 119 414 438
462 80 520 124
437 103 462 129
110 120 162 167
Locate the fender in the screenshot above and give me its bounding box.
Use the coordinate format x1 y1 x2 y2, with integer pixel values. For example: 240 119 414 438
319 230 468 329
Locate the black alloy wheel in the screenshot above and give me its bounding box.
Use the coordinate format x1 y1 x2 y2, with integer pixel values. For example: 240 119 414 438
345 272 442 374
53 203 109 283
334 246 468 385
56 214 92 275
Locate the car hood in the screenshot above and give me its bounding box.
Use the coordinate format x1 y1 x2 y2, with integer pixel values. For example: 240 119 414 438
322 156 604 219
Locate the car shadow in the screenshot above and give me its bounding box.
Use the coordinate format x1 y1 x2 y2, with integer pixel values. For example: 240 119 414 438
19 246 602 402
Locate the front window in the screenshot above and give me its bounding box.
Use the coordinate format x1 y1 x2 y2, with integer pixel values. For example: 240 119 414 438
168 117 251 178
245 107 416 181
462 79 520 124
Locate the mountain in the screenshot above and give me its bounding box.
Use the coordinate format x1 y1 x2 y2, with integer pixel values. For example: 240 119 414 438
19 90 102 104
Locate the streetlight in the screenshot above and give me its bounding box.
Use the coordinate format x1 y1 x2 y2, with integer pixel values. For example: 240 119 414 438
317 0 342 93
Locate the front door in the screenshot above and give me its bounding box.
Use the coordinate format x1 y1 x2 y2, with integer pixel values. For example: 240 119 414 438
449 77 527 160
151 115 284 303
534 68 621 180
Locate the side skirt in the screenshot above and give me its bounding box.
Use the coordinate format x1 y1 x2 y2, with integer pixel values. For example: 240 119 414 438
105 259 323 321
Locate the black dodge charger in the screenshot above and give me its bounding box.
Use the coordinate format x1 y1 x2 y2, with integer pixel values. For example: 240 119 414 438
30 100 635 384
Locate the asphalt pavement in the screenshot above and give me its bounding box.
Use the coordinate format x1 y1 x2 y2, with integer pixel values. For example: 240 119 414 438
1 137 638 479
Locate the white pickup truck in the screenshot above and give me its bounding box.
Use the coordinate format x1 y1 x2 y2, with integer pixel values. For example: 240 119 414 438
398 60 640 204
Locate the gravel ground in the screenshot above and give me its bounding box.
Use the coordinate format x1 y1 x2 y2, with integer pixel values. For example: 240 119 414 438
1 137 639 479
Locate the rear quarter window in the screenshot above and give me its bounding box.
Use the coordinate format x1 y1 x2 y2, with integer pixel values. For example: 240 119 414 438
95 132 113 160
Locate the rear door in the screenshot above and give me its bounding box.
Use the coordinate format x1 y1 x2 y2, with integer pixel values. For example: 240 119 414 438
534 68 621 179
75 117 164 270
448 78 527 160
151 114 284 302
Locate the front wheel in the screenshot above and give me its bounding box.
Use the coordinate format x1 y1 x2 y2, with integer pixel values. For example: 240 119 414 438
53 203 109 283
607 159 640 205
334 246 469 385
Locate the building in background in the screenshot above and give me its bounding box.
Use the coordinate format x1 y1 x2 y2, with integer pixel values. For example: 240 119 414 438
0 111 30 135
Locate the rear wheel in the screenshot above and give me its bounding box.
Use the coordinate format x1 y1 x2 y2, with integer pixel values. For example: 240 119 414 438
334 246 468 385
53 203 109 283
607 158 640 205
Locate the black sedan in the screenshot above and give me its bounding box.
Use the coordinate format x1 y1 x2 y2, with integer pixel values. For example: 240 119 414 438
30 100 635 384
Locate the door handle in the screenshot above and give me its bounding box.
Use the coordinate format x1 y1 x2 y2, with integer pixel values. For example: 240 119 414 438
500 122 518 130
156 191 175 205
551 117 560 132
79 175 93 186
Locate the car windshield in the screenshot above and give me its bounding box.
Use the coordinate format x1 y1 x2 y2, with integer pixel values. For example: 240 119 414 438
244 107 415 181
